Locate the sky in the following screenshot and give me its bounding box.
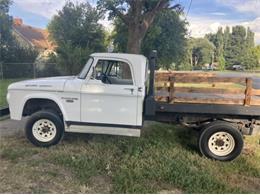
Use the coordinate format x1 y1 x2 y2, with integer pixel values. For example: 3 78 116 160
9 0 260 44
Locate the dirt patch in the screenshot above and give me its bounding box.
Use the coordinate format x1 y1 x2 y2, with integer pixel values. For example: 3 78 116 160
156 182 183 194
0 118 26 137
80 175 112 193
0 144 113 193
228 174 260 193
159 189 183 194
243 142 257 156
0 158 80 193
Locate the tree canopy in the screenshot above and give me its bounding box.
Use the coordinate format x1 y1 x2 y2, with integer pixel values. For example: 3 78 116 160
97 0 182 54
0 0 15 62
189 38 215 68
113 9 187 69
0 0 38 64
48 1 106 74
206 26 259 70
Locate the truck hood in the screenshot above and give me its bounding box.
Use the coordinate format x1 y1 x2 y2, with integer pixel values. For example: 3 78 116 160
8 76 76 91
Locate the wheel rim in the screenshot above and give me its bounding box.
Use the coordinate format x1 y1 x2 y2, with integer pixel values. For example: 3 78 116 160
208 131 235 156
32 119 57 142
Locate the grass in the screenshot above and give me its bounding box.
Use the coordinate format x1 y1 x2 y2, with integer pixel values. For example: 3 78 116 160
0 122 260 193
0 79 27 108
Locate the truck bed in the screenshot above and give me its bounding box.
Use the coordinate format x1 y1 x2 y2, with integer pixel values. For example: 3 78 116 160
154 71 260 119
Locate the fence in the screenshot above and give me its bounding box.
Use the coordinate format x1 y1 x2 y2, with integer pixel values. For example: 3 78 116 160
0 62 65 109
0 62 66 80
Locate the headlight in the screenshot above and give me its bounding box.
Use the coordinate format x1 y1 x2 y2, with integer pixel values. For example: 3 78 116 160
6 92 10 104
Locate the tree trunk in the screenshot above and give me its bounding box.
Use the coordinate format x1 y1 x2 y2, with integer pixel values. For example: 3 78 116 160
126 25 143 54
127 35 142 54
124 0 165 54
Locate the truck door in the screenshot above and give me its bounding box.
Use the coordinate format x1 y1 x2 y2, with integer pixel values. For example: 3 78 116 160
81 59 139 127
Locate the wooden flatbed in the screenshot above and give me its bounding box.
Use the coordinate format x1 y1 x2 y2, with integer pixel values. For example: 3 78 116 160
155 71 260 105
154 72 260 118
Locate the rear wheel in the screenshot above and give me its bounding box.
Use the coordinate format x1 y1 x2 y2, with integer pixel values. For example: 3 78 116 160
198 121 243 161
25 110 64 147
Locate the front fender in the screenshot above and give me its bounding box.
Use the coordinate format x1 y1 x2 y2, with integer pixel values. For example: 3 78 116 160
9 90 68 121
23 93 68 120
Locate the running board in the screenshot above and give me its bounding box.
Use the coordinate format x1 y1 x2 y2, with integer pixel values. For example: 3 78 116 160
65 125 141 137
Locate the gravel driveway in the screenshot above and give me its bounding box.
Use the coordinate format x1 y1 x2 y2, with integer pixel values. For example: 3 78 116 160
0 118 26 137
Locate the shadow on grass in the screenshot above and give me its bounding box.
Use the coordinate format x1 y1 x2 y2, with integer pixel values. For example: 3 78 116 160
62 122 199 155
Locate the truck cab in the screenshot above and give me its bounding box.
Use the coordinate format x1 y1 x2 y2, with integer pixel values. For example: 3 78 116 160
67 53 148 136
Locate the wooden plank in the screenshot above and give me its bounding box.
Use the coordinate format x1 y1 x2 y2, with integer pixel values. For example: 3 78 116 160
252 89 260 96
155 81 169 86
155 71 216 77
156 81 169 90
155 74 215 79
163 81 168 90
251 98 260 106
156 96 166 101
168 77 175 103
174 87 245 94
244 78 253 106
156 76 246 83
155 73 216 81
155 96 168 102
156 86 169 91
172 97 244 105
172 76 246 84
155 75 174 82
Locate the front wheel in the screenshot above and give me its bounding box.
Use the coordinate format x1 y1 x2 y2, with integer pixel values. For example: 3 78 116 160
198 121 244 161
25 110 64 147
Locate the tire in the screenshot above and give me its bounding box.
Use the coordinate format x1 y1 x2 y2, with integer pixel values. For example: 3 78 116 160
198 121 243 161
25 110 64 147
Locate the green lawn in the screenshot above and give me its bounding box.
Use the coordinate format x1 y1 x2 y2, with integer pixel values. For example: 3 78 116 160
0 79 27 108
0 123 259 193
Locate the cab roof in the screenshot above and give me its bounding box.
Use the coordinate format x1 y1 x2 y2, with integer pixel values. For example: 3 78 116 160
91 52 147 64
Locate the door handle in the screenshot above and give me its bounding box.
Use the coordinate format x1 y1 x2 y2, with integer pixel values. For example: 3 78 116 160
124 88 134 94
138 87 143 92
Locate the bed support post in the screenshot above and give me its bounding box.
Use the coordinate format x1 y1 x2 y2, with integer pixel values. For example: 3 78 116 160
144 50 157 117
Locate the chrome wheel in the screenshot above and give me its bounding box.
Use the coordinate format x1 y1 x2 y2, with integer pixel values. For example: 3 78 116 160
32 119 57 142
208 131 235 156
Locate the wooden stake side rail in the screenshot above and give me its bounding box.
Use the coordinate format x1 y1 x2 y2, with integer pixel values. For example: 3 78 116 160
155 71 216 80
155 72 260 106
156 74 246 83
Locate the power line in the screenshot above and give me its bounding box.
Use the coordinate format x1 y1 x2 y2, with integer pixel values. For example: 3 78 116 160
185 0 192 19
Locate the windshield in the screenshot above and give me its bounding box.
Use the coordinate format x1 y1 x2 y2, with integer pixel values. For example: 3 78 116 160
78 57 94 79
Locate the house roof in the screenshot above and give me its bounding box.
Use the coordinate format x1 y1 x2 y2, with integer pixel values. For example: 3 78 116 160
13 18 55 50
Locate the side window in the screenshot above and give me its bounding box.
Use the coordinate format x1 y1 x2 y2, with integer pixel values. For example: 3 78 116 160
94 60 133 85
94 60 109 80
108 61 132 80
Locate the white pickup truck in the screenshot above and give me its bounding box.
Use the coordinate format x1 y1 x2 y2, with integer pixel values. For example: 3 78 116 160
7 52 260 161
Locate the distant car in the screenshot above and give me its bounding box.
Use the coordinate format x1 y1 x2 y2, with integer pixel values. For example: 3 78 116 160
232 65 245 71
